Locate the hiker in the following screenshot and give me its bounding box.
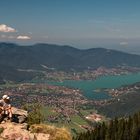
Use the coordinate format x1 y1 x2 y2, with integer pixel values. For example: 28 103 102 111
0 95 12 120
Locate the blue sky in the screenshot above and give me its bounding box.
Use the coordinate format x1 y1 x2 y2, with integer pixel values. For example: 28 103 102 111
0 0 140 54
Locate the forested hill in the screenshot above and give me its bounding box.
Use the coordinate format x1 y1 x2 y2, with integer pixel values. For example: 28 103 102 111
0 42 140 82
0 42 140 71
74 111 140 140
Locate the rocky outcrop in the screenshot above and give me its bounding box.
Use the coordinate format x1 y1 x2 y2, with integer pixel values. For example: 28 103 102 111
0 122 72 140
0 107 28 124
0 108 50 140
0 122 50 140
12 107 28 123
0 108 72 140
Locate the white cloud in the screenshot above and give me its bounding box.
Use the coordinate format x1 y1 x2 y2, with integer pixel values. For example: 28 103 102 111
120 42 128 46
0 24 16 32
17 35 31 40
0 35 31 40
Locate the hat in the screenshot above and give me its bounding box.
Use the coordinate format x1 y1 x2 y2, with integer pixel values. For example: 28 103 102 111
2 95 10 100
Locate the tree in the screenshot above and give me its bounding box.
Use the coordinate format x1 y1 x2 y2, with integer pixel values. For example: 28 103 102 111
23 103 45 125
74 111 140 140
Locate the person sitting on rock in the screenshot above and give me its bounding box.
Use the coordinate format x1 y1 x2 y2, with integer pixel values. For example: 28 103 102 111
0 95 12 120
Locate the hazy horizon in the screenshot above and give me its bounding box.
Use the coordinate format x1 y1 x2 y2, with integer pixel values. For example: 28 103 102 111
1 0 140 54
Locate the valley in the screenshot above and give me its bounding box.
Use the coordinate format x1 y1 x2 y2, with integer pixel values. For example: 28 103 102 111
0 43 140 135
0 71 140 135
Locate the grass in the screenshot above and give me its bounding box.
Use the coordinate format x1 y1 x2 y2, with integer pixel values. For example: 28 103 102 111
30 124 72 140
80 109 97 116
42 107 58 118
46 121 85 136
71 115 88 125
42 107 89 135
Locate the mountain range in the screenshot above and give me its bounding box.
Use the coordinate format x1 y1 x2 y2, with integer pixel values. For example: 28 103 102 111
0 42 140 82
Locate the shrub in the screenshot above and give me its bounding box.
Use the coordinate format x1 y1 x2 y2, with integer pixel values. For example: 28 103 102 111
23 103 45 126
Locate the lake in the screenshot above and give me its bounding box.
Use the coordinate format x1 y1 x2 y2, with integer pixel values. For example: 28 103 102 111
36 73 140 100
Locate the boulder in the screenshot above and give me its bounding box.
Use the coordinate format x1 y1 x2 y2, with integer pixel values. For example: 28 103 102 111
12 107 28 123
12 107 28 117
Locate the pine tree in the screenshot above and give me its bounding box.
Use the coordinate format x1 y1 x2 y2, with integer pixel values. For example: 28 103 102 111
74 111 140 140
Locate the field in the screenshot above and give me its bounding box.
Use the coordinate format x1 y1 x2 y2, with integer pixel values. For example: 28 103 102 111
43 107 98 135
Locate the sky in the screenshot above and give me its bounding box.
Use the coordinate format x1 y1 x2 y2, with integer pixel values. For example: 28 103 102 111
0 0 140 54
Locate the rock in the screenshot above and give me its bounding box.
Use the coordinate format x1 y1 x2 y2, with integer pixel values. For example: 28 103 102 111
0 123 30 140
12 107 28 117
17 115 27 123
0 107 28 124
4 132 23 140
0 122 50 140
34 133 50 140
20 123 28 130
12 107 28 123
0 108 51 140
